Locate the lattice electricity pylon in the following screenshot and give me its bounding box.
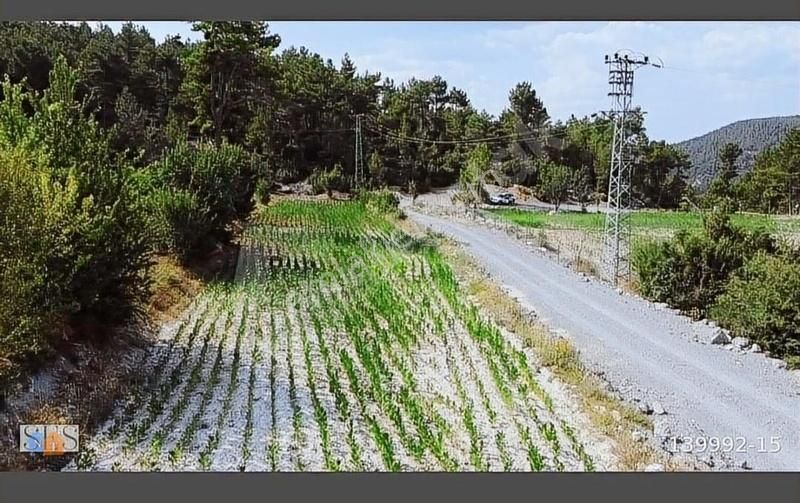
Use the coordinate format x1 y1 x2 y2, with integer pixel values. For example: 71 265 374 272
354 114 365 189
602 52 655 286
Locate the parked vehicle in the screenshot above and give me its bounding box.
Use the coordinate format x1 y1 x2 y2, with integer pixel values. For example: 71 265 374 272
489 192 516 205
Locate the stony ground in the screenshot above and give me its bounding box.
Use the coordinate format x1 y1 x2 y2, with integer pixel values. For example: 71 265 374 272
66 200 612 472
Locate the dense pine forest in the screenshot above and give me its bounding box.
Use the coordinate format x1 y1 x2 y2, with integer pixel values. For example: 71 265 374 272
0 22 702 201
676 115 800 191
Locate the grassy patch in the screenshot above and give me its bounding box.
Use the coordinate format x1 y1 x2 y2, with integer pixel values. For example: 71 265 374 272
488 208 785 234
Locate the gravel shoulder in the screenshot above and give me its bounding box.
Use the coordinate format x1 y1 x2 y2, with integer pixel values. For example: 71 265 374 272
407 207 800 471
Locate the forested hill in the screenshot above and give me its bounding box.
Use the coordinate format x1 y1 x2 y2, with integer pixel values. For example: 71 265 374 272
675 116 800 190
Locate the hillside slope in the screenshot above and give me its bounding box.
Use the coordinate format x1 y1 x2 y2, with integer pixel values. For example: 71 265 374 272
675 116 800 189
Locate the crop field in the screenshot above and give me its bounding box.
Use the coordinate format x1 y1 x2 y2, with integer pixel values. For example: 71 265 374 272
487 208 800 235
68 200 598 472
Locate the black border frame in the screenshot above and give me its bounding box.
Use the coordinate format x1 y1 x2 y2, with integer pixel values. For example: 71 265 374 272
1 472 799 503
0 0 799 20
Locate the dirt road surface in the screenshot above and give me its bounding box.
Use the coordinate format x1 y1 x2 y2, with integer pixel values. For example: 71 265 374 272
408 207 800 471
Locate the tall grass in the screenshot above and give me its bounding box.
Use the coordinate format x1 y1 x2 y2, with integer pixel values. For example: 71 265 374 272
489 208 786 234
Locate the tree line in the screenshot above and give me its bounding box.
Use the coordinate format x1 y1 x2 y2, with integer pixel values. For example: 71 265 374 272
0 21 700 207
704 131 800 214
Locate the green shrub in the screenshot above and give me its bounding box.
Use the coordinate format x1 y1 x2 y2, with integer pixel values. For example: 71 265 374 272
632 208 776 316
0 59 152 324
310 164 346 196
0 150 150 384
0 57 115 188
254 177 272 205
0 151 70 372
710 253 800 363
357 188 402 217
146 188 213 260
65 172 151 322
309 170 325 195
631 239 667 295
150 140 257 248
0 56 153 387
537 161 572 211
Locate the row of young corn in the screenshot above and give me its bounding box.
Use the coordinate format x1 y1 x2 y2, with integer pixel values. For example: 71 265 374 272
70 199 597 471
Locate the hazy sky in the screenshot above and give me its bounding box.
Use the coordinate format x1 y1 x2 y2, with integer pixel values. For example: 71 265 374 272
98 21 800 143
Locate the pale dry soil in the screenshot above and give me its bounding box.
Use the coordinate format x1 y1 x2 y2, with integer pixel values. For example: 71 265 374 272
65 207 617 472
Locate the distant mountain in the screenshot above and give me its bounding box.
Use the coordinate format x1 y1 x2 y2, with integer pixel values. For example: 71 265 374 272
674 116 800 190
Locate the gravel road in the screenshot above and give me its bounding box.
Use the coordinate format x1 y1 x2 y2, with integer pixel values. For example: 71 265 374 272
408 208 800 471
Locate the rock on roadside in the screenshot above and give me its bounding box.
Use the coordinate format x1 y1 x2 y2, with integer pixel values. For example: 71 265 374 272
731 337 751 350
709 328 732 345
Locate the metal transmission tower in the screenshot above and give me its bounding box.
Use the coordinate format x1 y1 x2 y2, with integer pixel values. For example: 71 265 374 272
602 52 657 286
354 114 365 188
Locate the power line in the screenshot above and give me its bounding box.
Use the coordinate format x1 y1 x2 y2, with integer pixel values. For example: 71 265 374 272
364 118 545 145
649 61 796 90
363 113 614 146
293 127 355 134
